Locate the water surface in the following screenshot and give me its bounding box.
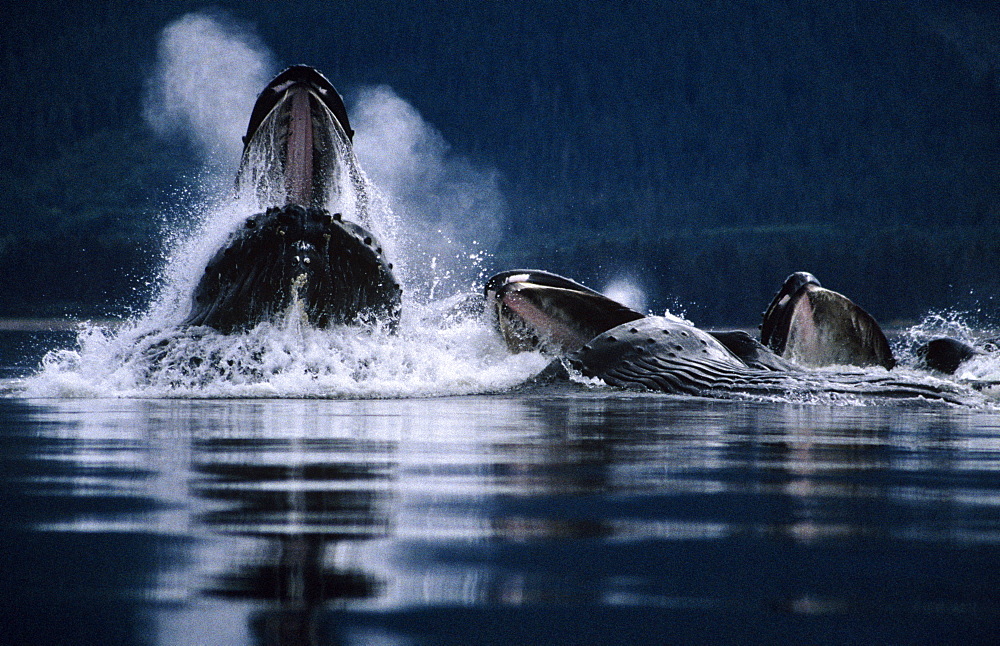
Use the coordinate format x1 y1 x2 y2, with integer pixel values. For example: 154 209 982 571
3 377 1000 644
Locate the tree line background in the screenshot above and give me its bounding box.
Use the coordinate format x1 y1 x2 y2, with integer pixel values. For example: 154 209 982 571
1 0 998 326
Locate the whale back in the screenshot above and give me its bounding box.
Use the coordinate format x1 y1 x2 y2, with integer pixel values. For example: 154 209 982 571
566 317 972 403
916 337 979 374
567 316 772 395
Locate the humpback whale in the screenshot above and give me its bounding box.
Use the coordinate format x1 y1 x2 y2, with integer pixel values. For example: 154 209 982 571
166 66 972 402
184 66 401 333
486 270 970 402
915 335 1000 375
916 337 979 374
760 272 895 369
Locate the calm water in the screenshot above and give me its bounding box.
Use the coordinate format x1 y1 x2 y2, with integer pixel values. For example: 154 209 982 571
3 332 1000 645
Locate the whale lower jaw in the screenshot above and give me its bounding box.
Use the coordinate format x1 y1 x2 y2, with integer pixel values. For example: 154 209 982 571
185 204 401 333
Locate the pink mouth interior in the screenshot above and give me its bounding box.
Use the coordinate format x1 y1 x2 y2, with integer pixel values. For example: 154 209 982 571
502 290 590 352
285 87 315 206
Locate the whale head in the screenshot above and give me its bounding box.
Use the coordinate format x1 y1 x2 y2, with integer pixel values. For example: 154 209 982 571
185 66 401 333
484 269 645 353
761 272 894 369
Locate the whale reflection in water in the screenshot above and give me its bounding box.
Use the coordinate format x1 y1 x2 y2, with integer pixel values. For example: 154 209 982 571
12 397 1000 644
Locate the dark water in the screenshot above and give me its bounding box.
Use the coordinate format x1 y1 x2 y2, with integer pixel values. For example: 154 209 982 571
0 329 77 379
3 333 1000 645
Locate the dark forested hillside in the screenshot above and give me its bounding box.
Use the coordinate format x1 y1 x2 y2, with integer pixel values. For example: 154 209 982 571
1 0 998 323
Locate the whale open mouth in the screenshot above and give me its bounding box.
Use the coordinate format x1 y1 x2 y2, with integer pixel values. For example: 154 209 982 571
484 269 645 353
236 65 358 210
760 272 894 369
184 66 401 333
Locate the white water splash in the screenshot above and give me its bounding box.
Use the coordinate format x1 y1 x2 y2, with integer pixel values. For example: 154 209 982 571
877 311 998 398
22 159 537 398
142 12 497 299
143 12 276 176
898 310 981 349
894 309 1000 384
350 86 506 300
23 305 548 399
20 13 542 399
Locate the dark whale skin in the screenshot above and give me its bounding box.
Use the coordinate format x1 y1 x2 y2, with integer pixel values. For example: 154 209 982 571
185 204 400 333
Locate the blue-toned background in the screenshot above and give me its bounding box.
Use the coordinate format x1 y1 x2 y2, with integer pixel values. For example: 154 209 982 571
2 0 999 323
